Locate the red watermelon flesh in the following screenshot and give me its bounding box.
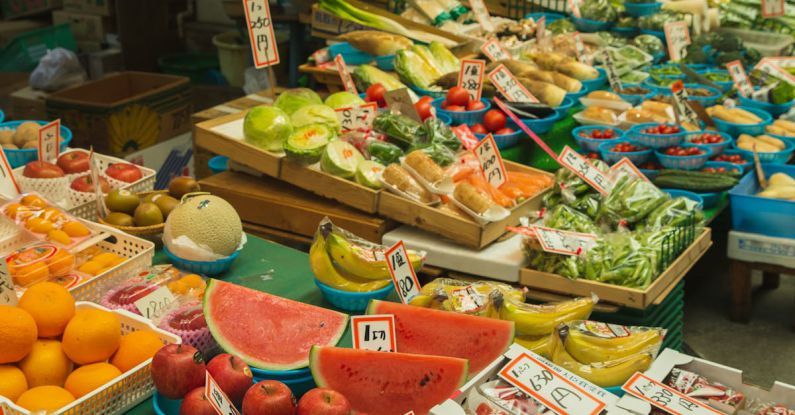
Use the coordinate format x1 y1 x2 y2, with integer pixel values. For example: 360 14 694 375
310 346 467 415
367 300 514 376
204 279 348 370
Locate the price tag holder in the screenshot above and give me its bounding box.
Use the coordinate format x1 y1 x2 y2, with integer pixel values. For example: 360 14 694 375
334 55 358 95
488 64 538 103
451 124 479 150
664 21 691 62
38 119 60 163
610 158 649 182
474 134 507 188
623 372 725 415
755 58 795 86
499 352 607 415
725 60 753 98
493 97 558 160
0 149 20 198
243 0 280 68
0 259 17 306
480 39 510 62
671 80 700 126
385 241 421 304
384 88 422 123
601 50 623 91
532 225 598 256
558 146 613 194
458 59 486 102
469 0 495 32
351 315 397 352
336 102 378 131
569 0 582 17
206 371 241 415
761 0 785 17
134 286 176 320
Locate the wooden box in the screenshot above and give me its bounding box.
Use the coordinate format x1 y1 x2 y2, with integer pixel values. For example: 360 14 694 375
281 159 379 213
519 228 713 309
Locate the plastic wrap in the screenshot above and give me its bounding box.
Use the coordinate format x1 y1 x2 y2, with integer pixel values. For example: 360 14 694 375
563 320 665 364
641 196 704 229
99 264 207 316
597 175 669 226
664 368 744 408
408 277 525 319
1 193 97 249
466 379 556 414
744 400 795 415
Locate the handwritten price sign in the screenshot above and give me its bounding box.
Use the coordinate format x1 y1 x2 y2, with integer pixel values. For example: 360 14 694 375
335 55 358 95
664 21 691 62
761 0 785 17
206 371 241 415
532 226 598 256
38 119 60 163
480 39 510 62
243 0 280 68
488 64 538 103
569 0 582 18
558 146 613 194
601 50 623 91
623 372 725 415
725 60 754 98
0 150 20 198
134 286 176 320
385 241 421 304
474 134 507 188
671 80 699 125
351 315 397 352
610 158 649 182
336 102 377 131
451 124 479 150
458 59 486 102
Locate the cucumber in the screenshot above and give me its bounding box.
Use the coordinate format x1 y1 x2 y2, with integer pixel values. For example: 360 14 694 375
653 171 739 192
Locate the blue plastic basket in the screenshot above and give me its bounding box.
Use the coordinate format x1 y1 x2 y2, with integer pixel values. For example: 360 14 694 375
153 392 180 415
328 42 374 65
599 140 653 164
651 52 665 64
431 98 490 125
208 155 229 174
572 126 624 152
663 189 705 209
649 64 687 80
555 97 575 115
566 85 590 102
612 26 639 37
520 110 560 135
729 163 795 238
582 68 607 91
435 112 453 126
659 83 722 107
0 110 4 123
640 168 660 179
605 385 625 397
624 1 662 17
315 279 394 312
712 106 772 138
524 12 566 22
738 95 794 118
640 29 666 42
698 69 734 92
251 366 315 398
0 120 73 168
613 84 653 105
702 161 742 174
682 131 732 156
475 120 525 149
655 144 712 170
572 17 612 32
710 149 753 172
732 137 795 164
410 86 446 100
375 54 395 71
628 123 685 149
163 246 240 276
697 191 723 208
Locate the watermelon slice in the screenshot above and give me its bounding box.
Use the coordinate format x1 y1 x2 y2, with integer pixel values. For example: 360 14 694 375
367 300 514 376
310 346 467 415
204 280 348 370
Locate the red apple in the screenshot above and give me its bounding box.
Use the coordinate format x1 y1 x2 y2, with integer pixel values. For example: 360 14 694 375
70 174 111 193
106 163 142 183
242 380 296 415
23 161 65 179
179 387 217 415
57 151 90 174
151 344 206 399
297 388 351 415
206 354 253 408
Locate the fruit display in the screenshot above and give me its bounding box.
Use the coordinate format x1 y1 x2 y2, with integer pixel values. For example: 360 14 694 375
17 160 68 201
163 193 243 262
688 132 726 145
101 176 196 229
100 265 206 317
2 194 94 248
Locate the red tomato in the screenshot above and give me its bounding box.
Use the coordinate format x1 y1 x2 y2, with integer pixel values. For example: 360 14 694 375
445 105 466 112
483 110 507 133
417 96 434 105
494 127 515 135
366 84 386 107
415 100 434 121
440 100 449 109
586 152 601 160
470 123 488 134
466 100 486 111
446 86 470 107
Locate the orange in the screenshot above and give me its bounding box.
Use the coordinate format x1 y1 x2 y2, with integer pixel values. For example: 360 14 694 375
47 229 72 245
20 195 46 208
64 363 122 398
41 207 64 222
167 279 188 295
11 261 49 287
77 260 103 276
91 253 120 267
45 250 75 276
25 217 54 233
0 305 37 363
0 365 28 402
4 203 22 219
18 282 75 337
181 274 205 289
16 385 75 412
61 221 90 237
110 330 164 373
18 340 72 387
62 308 121 365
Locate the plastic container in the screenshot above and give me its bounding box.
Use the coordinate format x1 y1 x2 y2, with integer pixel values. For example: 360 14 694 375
566 85 590 102
436 112 453 126
651 52 665 64
711 149 753 172
712 106 773 138
158 53 221 84
520 110 560 135
738 94 795 118
555 97 575 115
599 140 653 164
729 163 795 238
411 86 446 100
697 191 723 209
572 17 612 32
208 155 229 174
649 64 687 80
732 137 795 164
572 126 624 152
475 120 525 149
0 120 73 168
613 84 654 106
640 29 666 42
375 54 395 71
432 98 491 125
0 24 77 72
624 1 662 16
697 69 734 92
315 279 394 312
683 131 732 156
663 189 705 209
612 26 639 37
655 144 712 170
212 31 250 87
659 83 722 107
715 27 793 57
163 246 240 276
328 42 374 65
525 12 566 22
627 123 684 149
702 161 742 174
250 366 316 398
582 68 607 91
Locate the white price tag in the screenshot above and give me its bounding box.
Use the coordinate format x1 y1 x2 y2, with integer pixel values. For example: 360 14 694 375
451 124 479 150
450 285 486 313
243 0 280 68
664 21 691 62
134 286 176 320
725 60 754 98
480 39 510 62
38 119 60 163
610 158 649 182
623 372 726 415
474 134 507 188
385 241 421 304
557 146 613 194
469 0 495 32
573 32 590 64
90 150 108 218
0 259 17 306
334 54 358 95
532 226 598 256
205 371 241 415
569 0 582 18
336 102 378 131
458 59 486 102
671 80 699 125
384 88 422 123
601 50 623 91
488 64 538 103
351 314 397 352
755 58 795 86
536 17 546 45
500 353 607 415
0 149 20 197
761 0 785 17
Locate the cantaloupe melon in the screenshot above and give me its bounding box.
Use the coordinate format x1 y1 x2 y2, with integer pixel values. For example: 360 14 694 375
164 195 242 259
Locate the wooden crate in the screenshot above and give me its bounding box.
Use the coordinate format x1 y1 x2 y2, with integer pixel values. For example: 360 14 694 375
281 159 379 213
519 228 713 309
299 63 344 92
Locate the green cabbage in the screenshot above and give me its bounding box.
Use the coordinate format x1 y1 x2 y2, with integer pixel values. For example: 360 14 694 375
274 88 323 115
243 106 294 152
324 91 365 109
291 104 340 132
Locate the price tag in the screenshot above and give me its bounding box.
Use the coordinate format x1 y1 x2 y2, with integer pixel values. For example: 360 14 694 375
0 259 17 306
243 0 280 68
569 0 582 18
134 286 176 320
458 59 486 102
610 158 649 182
572 32 590 64
480 39 510 62
474 134 507 188
384 88 422 123
500 352 607 415
558 146 613 194
532 225 598 256
755 58 795 86
536 17 546 45
334 55 358 95
450 285 486 313
451 124 479 150
725 60 753 98
601 50 623 91
351 315 397 352
493 97 558 160
90 150 108 218
664 21 691 62
761 0 785 17
37 119 60 163
671 80 699 126
205 371 241 415
336 102 378 131
0 149 20 197
385 241 421 304
469 0 495 32
488 64 538 103
623 372 725 415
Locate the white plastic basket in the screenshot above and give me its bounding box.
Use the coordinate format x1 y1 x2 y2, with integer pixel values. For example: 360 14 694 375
0 302 181 415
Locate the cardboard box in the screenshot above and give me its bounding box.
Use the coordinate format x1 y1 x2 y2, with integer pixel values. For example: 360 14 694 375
63 0 113 15
0 72 29 111
728 230 795 268
1 0 61 20
52 9 114 42
124 132 194 189
10 85 49 120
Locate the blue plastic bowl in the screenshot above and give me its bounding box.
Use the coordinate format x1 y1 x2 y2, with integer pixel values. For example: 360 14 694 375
655 143 712 170
649 64 687 80
572 126 624 152
612 26 639 37
520 110 560 135
613 84 653 105
163 246 240 276
572 16 612 32
0 121 74 168
555 97 575 115
712 106 772 138
0 110 4 123
640 29 666 42
703 160 742 174
251 366 316 398
739 94 795 118
697 69 733 92
660 83 722 107
435 112 453 126
328 42 374 65
605 385 625 397
628 123 685 149
624 1 662 17
697 191 723 208
732 136 795 164
682 131 732 156
599 140 653 164
582 68 607 91
475 120 525 149
208 155 229 174
651 52 665 64
153 392 180 415
663 189 705 209
432 98 491 126
711 149 753 172
375 54 395 71
566 86 589 102
410 86 446 100
315 279 394 312
729 163 795 238
524 12 566 22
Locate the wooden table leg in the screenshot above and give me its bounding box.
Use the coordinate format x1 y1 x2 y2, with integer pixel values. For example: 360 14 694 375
762 272 781 289
730 260 752 323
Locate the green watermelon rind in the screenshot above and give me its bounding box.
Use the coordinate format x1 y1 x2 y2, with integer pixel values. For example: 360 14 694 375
203 279 349 371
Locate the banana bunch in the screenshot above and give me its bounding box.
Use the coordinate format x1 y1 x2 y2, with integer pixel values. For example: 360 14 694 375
498 295 595 337
408 278 525 318
107 104 160 155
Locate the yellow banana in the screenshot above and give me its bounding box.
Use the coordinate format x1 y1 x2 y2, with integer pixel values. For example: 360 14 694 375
514 334 552 358
498 297 595 336
309 234 391 292
325 232 424 280
564 329 662 364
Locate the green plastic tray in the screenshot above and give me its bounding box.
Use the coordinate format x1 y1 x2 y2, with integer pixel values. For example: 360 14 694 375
0 24 76 72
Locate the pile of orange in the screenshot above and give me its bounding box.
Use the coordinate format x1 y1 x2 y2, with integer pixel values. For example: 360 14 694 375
77 251 127 276
3 195 92 246
166 273 207 297
0 283 164 412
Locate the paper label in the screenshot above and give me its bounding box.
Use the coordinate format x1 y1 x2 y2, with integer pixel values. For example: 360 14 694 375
569 0 582 17
458 59 486 102
761 0 785 17
623 372 725 415
134 286 176 320
671 80 699 125
480 38 510 62
385 241 421 304
351 315 397 352
536 17 546 45
37 119 60 163
664 21 691 62
532 225 598 256
0 260 17 306
336 102 378 131
755 58 795 86
450 285 486 313
488 64 538 103
500 353 607 415
243 0 280 68
205 371 241 415
601 50 623 91
451 124 480 150
583 321 631 338
573 32 590 65
90 150 108 218
610 158 649 182
558 146 613 194
334 54 358 95
725 60 753 98
384 88 422 123
474 134 507 187
469 0 495 32
0 150 20 197
493 97 559 160
506 226 537 237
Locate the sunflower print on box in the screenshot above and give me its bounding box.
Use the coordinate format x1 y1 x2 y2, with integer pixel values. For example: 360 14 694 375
107 104 160 155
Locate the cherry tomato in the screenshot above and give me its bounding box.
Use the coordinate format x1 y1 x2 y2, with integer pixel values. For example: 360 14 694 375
446 86 470 107
586 152 601 159
415 100 434 121
494 127 515 135
483 109 507 133
365 84 386 107
445 105 466 112
466 100 486 111
470 123 488 134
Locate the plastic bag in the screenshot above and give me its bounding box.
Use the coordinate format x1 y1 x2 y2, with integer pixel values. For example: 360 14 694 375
467 379 556 414
640 196 704 230
744 400 795 415
409 277 525 318
664 368 744 408
597 175 668 226
562 320 665 364
99 265 207 316
29 48 87 92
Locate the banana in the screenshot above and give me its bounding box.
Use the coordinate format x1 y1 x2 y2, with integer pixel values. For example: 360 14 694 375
309 234 391 292
325 232 424 280
514 334 552 358
498 297 595 336
564 329 662 364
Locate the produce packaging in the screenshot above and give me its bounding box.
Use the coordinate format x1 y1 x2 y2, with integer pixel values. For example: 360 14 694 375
2 193 95 249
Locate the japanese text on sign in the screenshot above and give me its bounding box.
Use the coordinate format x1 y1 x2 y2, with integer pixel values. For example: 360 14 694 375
38 120 60 163
451 285 487 313
336 103 378 131
664 21 691 62
623 372 725 415
761 0 785 17
469 0 495 32
451 124 479 150
385 241 421 304
0 259 17 306
335 55 358 95
206 371 241 415
134 286 176 320
488 64 538 103
500 353 607 415
351 315 397 352
558 146 613 194
0 150 20 197
601 50 623 91
671 80 699 125
243 0 280 68
725 60 753 98
458 59 486 102
532 226 598 256
610 158 649 182
480 39 510 62
474 134 507 188
755 58 795 86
